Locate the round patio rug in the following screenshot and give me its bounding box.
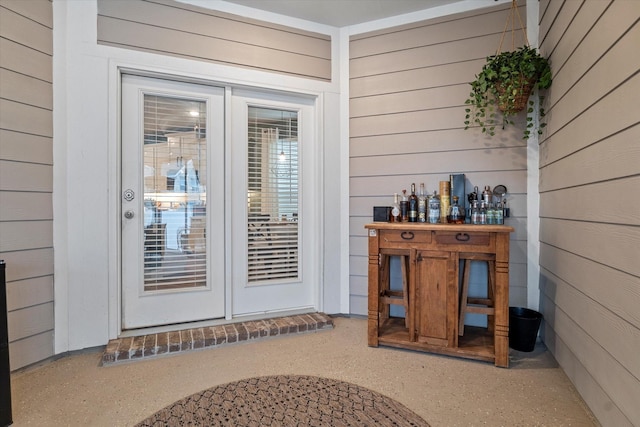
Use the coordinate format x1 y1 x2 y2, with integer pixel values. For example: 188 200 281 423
136 375 429 426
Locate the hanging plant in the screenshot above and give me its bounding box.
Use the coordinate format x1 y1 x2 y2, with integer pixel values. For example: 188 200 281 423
464 46 552 139
463 0 552 139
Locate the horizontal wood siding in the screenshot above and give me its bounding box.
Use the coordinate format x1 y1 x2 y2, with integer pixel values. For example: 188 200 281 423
97 0 331 81
0 0 54 370
348 3 529 316
538 0 640 425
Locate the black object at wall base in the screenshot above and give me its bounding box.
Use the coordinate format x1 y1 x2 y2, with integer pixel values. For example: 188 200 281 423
509 306 543 352
1 261 12 426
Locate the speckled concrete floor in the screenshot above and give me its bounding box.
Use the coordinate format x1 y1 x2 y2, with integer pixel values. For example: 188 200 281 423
10 317 598 426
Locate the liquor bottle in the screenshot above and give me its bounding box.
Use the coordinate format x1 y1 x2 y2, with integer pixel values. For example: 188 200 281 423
418 183 426 223
471 200 480 224
495 200 504 224
450 174 466 221
408 183 418 222
428 191 440 224
479 201 487 224
390 193 400 222
439 181 450 223
400 190 409 222
447 196 465 224
467 189 478 223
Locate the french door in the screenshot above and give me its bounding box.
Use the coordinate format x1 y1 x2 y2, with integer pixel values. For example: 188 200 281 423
230 91 318 316
121 75 225 329
120 75 319 330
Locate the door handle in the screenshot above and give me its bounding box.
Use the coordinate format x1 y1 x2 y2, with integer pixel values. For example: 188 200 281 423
455 233 470 241
124 210 135 219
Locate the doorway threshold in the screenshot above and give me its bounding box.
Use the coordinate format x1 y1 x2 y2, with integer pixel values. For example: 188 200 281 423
101 312 333 366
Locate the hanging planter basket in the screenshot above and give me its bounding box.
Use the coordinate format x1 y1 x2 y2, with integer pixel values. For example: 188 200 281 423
495 76 536 113
463 0 552 139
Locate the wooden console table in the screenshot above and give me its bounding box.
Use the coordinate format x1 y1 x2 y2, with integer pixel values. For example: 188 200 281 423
365 223 514 367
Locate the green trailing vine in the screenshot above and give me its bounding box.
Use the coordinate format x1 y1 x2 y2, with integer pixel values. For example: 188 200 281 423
464 45 552 139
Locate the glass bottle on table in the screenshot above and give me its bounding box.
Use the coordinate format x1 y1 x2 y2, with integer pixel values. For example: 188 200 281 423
400 189 409 222
479 201 487 224
486 202 496 224
428 191 440 224
495 200 504 224
418 183 426 223
467 190 477 223
471 200 480 224
447 196 465 224
390 193 400 222
408 183 418 222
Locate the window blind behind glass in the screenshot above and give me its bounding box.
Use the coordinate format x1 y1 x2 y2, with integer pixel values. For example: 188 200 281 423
247 107 299 283
142 94 208 291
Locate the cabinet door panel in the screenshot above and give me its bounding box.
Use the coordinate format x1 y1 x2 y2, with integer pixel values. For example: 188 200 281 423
415 250 456 346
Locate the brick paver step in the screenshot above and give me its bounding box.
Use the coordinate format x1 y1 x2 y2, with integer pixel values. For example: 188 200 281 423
102 313 334 365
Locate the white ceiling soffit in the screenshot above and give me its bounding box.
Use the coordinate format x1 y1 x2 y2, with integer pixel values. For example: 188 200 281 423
221 0 466 27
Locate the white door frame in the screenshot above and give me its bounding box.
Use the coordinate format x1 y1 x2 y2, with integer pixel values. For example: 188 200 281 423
110 67 324 336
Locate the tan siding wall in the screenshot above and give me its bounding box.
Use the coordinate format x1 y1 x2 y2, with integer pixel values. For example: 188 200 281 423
0 0 54 370
97 0 332 81
538 0 640 425
349 3 529 316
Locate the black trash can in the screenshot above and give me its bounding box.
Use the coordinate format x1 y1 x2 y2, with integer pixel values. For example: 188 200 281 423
509 306 543 352
1 260 12 426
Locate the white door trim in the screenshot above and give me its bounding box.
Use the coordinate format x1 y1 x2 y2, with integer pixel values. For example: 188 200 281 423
108 66 325 337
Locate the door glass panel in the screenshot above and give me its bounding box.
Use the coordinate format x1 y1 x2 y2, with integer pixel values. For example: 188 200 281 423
247 107 299 283
143 95 207 291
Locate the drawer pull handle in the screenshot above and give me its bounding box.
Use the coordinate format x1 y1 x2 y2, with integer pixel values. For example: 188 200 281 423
400 231 415 240
455 233 470 242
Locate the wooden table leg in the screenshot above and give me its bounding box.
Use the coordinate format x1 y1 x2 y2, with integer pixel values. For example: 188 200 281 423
494 233 510 367
368 230 380 347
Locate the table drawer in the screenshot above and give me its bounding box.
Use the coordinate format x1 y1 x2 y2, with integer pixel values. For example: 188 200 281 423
434 231 493 249
380 229 431 247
